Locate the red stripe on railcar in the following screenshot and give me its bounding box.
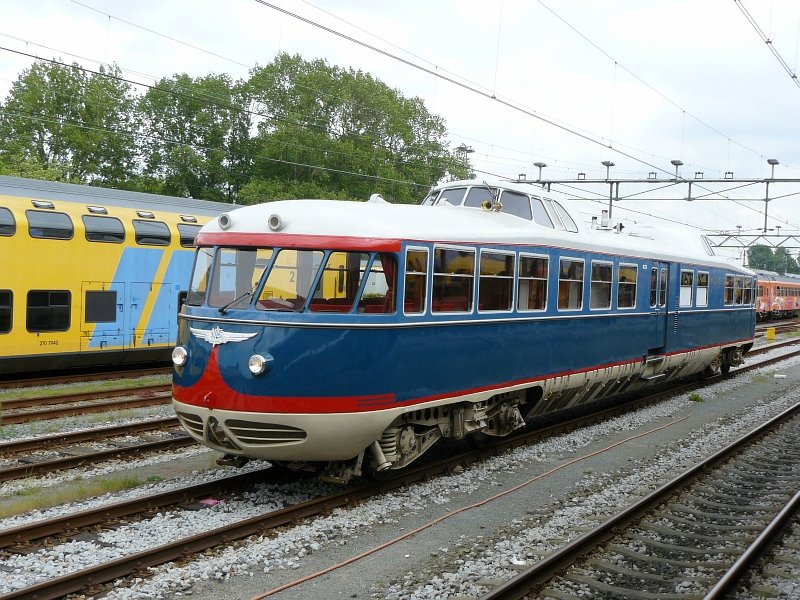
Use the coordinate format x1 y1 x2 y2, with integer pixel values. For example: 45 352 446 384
195 232 402 252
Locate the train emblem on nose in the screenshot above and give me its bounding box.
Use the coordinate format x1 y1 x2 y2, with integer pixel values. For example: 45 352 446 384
190 326 257 346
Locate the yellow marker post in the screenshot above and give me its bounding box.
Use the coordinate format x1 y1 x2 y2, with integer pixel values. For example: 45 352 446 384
766 327 776 340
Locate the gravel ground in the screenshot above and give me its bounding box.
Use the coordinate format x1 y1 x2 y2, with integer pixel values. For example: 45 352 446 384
1 350 799 599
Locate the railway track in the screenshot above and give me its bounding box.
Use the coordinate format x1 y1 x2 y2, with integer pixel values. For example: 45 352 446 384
479 401 800 599
0 384 171 424
0 367 170 391
1 345 798 600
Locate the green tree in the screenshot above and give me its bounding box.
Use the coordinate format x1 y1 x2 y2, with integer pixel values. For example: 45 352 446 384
138 73 250 202
747 245 776 270
243 53 467 204
0 60 137 185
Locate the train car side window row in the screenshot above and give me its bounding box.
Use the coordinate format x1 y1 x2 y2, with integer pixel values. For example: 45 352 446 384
26 210 73 240
724 274 753 306
0 207 15 236
0 290 11 333
27 290 70 332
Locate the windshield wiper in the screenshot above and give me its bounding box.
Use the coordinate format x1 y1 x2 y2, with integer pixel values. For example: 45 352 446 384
218 290 254 314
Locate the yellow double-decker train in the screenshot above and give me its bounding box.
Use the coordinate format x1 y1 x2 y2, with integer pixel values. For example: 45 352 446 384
0 175 227 376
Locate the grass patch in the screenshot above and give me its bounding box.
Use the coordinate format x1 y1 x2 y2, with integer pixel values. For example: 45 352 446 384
688 393 703 403
0 374 170 403
0 475 142 519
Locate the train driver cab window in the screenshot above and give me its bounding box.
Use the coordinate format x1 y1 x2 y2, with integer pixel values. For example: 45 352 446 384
679 270 694 307
26 210 73 240
177 224 202 248
404 249 428 314
724 275 735 305
432 247 475 313
498 191 533 221
83 215 125 243
518 254 548 311
258 249 323 312
478 251 514 312
617 264 637 309
696 272 709 307
187 247 214 306
550 199 579 233
0 207 15 236
589 261 612 309
0 290 11 333
85 290 117 323
308 251 368 313
27 290 70 332
438 187 467 206
133 219 171 246
464 187 494 208
208 247 274 309
558 258 584 310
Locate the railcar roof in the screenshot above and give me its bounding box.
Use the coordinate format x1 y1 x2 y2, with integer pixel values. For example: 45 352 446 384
202 197 753 274
0 175 229 216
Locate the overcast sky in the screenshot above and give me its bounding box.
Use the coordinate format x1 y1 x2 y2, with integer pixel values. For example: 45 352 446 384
2 0 800 254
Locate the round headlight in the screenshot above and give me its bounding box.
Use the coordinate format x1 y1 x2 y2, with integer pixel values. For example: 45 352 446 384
172 346 188 367
248 354 268 375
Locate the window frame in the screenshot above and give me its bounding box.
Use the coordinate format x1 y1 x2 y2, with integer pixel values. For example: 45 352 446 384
0 207 15 236
696 271 709 307
679 269 694 308
517 253 549 313
26 289 71 332
0 289 12 334
477 249 515 313
557 256 585 311
26 209 74 240
82 215 125 244
132 219 171 246
431 245 476 314
617 263 637 309
403 247 429 315
589 260 613 310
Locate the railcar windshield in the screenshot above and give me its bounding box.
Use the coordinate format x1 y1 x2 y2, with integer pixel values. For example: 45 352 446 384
186 246 397 314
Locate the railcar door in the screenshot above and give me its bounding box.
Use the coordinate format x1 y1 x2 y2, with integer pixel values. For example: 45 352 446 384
80 281 126 352
644 261 669 359
129 282 172 348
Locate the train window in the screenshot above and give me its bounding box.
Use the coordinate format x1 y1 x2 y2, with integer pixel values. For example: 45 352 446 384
438 187 468 206
0 207 15 236
208 247 274 309
558 258 584 310
550 200 578 233
133 219 171 246
27 290 70 332
82 215 125 243
478 251 514 312
432 247 475 313
735 275 744 304
85 290 117 323
177 224 201 248
26 210 73 240
617 264 637 309
258 249 323 311
724 275 735 305
309 251 369 313
420 191 438 206
464 187 494 208
696 272 709 307
589 261 612 309
0 290 11 333
659 268 668 307
499 191 533 221
187 248 215 306
649 268 658 308
404 249 428 314
530 197 554 228
743 276 754 305
357 254 397 314
679 270 694 307
518 254 548 312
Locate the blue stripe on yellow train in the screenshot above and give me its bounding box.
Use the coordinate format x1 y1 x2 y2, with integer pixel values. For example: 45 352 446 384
0 175 228 376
